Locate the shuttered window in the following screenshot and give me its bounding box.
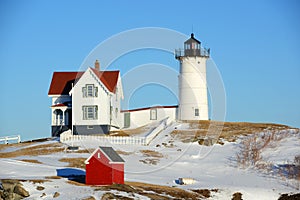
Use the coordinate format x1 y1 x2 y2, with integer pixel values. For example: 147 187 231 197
82 84 98 97
82 105 98 120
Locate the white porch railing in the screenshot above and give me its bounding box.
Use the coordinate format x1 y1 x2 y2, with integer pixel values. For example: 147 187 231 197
0 135 21 144
60 118 172 146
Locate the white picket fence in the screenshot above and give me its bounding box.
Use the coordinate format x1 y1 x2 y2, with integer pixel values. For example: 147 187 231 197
0 135 21 144
60 117 171 146
61 133 147 145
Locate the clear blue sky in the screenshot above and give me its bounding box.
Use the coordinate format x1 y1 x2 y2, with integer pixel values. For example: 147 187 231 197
0 0 299 140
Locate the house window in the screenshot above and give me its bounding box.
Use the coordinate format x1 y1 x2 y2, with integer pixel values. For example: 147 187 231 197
82 105 98 120
82 84 98 97
97 152 100 158
87 125 94 129
195 108 199 117
150 108 157 120
115 87 118 101
115 108 118 118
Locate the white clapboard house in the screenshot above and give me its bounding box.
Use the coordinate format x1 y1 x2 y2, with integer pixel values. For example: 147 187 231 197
48 60 123 136
48 33 210 136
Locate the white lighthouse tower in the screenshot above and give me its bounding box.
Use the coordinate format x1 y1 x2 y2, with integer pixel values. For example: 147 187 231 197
175 33 210 120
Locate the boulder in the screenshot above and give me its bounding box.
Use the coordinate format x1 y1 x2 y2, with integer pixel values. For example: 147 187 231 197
82 196 96 200
2 182 15 193
13 184 30 197
101 192 116 200
36 186 45 191
53 192 60 198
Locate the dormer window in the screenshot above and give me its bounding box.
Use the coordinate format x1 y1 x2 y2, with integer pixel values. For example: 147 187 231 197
82 84 98 97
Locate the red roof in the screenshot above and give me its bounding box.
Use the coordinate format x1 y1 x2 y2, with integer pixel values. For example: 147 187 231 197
51 101 71 107
121 105 178 113
48 68 120 95
90 68 119 93
48 72 83 95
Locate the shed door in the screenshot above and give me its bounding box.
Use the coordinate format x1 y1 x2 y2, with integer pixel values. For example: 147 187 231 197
124 112 130 128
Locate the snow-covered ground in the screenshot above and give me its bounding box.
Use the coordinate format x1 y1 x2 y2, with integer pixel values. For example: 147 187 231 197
0 122 299 199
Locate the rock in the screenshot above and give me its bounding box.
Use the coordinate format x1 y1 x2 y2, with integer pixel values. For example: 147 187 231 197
14 184 30 197
53 192 60 198
232 192 243 200
278 193 300 200
40 193 46 197
2 182 15 193
101 192 116 200
192 189 211 198
13 193 24 200
82 196 96 200
36 186 45 191
7 193 15 200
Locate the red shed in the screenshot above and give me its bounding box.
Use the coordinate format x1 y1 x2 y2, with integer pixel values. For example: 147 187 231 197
85 146 125 185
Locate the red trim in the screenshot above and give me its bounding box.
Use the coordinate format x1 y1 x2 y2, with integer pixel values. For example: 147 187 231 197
121 105 178 113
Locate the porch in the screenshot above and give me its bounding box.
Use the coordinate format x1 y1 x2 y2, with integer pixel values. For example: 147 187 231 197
51 103 72 136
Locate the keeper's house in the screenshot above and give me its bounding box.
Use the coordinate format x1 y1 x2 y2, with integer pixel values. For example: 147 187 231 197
48 60 123 137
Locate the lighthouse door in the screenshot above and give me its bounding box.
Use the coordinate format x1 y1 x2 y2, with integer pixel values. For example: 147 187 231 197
124 112 130 128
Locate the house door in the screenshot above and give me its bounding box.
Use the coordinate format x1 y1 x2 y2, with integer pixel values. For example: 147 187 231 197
124 113 130 128
67 109 72 128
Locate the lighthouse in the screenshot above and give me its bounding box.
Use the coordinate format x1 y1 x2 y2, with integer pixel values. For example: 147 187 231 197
175 33 210 121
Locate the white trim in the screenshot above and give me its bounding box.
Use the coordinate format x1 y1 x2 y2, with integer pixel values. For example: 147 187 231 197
69 68 115 96
48 94 70 98
89 68 113 95
108 161 124 164
84 147 124 165
84 148 99 164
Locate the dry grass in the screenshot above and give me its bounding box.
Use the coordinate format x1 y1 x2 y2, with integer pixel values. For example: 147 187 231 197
28 179 50 184
19 159 43 164
0 142 29 151
66 180 86 186
172 120 292 143
116 150 133 155
109 125 149 136
139 158 160 165
59 157 86 169
139 150 163 165
0 142 64 158
140 150 163 158
126 181 201 199
45 176 61 180
95 182 201 199
70 149 94 154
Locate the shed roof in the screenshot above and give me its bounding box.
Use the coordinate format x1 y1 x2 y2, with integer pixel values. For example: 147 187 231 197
85 146 125 164
99 146 125 163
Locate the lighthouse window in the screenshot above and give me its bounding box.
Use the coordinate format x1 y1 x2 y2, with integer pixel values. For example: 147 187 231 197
195 108 199 116
150 108 157 120
185 44 191 49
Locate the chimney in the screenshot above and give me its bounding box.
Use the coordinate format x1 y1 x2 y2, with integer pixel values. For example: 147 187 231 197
94 60 100 71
